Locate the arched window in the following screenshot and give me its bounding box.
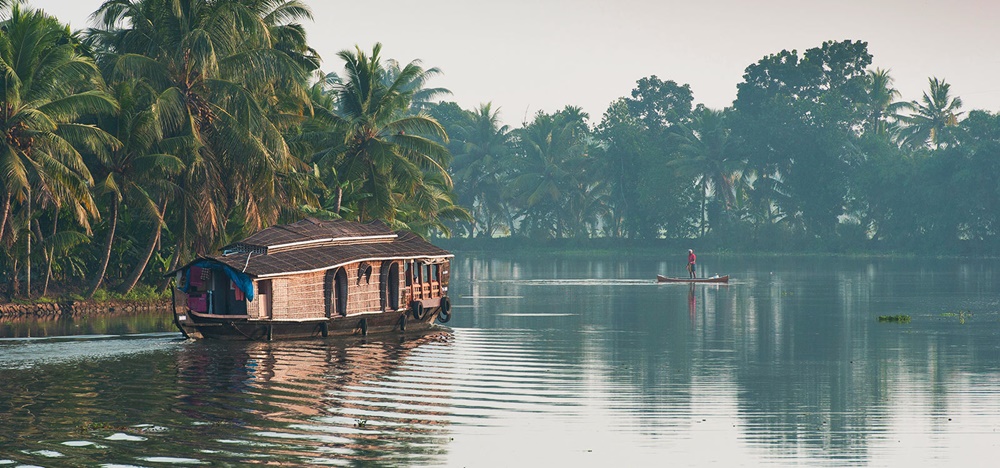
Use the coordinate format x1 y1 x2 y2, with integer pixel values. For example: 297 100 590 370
380 261 400 310
357 262 372 285
325 268 348 317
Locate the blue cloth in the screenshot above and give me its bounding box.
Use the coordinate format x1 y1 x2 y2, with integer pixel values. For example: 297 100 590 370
182 260 256 302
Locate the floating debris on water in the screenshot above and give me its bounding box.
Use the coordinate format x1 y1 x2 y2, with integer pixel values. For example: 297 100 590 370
878 315 911 323
940 310 972 324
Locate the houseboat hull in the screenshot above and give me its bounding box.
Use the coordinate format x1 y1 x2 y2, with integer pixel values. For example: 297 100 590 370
173 303 450 341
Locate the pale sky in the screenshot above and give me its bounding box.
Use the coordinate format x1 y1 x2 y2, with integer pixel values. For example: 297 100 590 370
30 0 1000 126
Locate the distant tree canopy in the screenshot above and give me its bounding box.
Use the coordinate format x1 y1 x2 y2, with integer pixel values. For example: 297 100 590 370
439 39 997 256
0 0 994 303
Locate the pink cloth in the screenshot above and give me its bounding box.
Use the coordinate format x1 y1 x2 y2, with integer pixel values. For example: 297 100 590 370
232 281 245 301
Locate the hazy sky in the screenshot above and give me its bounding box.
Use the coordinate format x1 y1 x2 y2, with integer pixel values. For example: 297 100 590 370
30 0 1000 126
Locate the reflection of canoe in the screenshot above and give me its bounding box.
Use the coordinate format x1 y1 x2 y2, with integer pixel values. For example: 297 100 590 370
657 275 729 283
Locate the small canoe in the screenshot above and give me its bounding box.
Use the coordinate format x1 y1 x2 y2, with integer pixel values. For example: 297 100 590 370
657 274 729 283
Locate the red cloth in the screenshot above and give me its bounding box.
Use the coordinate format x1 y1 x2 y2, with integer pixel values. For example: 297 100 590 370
688 252 696 264
232 281 245 301
187 294 208 312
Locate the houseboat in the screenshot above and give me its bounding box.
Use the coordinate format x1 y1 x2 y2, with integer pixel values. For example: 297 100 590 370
169 218 454 340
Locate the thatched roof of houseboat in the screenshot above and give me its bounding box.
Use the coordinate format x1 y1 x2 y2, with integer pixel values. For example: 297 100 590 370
199 218 452 278
231 218 396 252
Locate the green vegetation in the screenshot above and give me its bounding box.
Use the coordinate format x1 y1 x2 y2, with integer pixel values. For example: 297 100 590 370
1 2 998 303
878 315 912 323
434 41 1000 258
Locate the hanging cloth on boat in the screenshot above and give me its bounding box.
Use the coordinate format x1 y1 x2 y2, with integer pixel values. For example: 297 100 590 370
232 280 245 301
181 260 256 301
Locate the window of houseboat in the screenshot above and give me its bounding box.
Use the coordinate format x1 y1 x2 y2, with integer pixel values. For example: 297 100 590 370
323 268 349 317
380 260 401 310
358 262 372 284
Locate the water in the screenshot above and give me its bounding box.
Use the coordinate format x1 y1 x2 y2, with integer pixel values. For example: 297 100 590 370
2 254 1000 466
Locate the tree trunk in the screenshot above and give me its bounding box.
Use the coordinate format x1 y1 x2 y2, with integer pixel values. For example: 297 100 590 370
118 200 166 294
25 187 31 298
42 210 57 297
334 186 343 216
161 214 186 290
86 197 119 298
0 192 10 242
700 179 708 238
503 204 517 237
10 258 19 297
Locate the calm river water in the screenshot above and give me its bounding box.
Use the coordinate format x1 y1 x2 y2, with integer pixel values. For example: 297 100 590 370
2 254 1000 467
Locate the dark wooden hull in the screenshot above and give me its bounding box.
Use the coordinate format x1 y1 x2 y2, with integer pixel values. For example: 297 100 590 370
174 305 451 341
656 274 729 283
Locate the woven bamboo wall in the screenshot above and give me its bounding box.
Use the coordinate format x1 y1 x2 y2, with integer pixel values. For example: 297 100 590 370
270 278 291 318
242 259 414 321
246 287 261 319
343 262 383 315
270 273 322 320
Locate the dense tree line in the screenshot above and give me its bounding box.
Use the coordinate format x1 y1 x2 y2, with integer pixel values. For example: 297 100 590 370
0 0 465 300
433 40 997 256
0 1 994 301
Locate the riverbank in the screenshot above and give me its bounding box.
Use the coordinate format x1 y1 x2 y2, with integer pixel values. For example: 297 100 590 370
0 299 171 319
434 237 999 258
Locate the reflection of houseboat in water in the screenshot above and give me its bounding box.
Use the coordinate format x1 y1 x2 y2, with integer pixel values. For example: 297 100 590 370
172 332 456 464
170 218 454 340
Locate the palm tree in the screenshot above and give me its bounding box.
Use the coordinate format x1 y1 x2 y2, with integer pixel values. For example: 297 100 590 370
508 107 593 238
669 108 741 237
86 79 185 297
383 58 451 114
311 43 453 225
864 68 911 136
88 0 316 260
898 77 964 149
450 103 514 237
396 169 470 238
0 4 118 297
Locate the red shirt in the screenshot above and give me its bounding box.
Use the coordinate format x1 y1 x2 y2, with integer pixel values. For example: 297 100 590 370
688 252 696 264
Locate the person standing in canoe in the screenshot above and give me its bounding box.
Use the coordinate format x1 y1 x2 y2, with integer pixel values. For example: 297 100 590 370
687 249 697 278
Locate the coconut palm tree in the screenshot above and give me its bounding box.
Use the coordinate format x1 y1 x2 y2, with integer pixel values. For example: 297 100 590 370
898 77 964 149
383 58 451 114
450 103 514 237
88 0 316 260
864 68 911 137
507 107 593 238
396 169 470 237
311 43 453 224
85 79 185 297
669 108 741 237
0 4 118 297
